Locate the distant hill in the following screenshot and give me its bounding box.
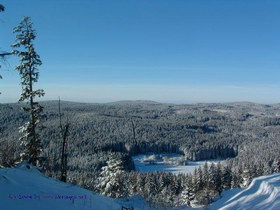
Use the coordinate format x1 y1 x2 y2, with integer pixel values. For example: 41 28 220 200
1 100 280 208
107 100 162 105
1 100 280 163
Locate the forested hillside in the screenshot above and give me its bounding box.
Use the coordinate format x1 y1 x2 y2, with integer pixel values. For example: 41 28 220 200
1 100 280 207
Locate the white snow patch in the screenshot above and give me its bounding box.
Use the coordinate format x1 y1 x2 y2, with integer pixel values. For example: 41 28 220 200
208 173 280 210
0 163 152 210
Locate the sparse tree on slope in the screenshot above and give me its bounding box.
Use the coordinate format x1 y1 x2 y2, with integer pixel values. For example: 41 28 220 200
12 17 45 166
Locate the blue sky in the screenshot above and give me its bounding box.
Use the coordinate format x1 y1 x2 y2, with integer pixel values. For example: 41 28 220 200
1 0 280 103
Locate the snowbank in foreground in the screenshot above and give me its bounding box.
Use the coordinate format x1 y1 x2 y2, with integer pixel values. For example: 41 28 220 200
209 173 280 210
3 163 280 210
0 163 151 210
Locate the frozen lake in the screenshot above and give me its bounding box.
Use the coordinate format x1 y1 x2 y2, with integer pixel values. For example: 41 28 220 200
132 153 224 175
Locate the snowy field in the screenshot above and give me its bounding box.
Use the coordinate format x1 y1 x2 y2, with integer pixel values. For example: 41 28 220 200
132 153 224 174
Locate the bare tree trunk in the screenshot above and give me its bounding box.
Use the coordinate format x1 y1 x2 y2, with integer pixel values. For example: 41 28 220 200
130 119 137 145
0 52 12 57
58 98 70 182
29 64 36 165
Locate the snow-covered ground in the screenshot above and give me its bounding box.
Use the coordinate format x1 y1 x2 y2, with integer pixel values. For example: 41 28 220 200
0 163 152 210
133 153 223 174
2 162 280 210
208 173 280 210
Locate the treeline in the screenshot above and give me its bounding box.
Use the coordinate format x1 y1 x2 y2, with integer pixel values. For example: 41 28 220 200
92 156 280 208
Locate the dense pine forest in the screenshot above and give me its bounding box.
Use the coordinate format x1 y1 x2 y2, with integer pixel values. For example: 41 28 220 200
1 100 280 207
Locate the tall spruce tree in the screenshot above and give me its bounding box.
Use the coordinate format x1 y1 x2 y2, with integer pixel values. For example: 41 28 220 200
12 17 44 166
0 4 3 84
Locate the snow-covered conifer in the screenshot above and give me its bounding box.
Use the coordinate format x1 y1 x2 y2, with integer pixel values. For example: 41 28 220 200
180 176 194 206
12 17 44 166
221 165 232 189
241 165 252 187
95 158 126 198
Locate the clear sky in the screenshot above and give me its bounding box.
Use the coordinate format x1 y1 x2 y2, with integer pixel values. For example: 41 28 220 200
1 0 280 103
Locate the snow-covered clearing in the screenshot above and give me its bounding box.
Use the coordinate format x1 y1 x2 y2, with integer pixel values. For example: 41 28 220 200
212 109 230 113
0 163 152 210
133 153 224 174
